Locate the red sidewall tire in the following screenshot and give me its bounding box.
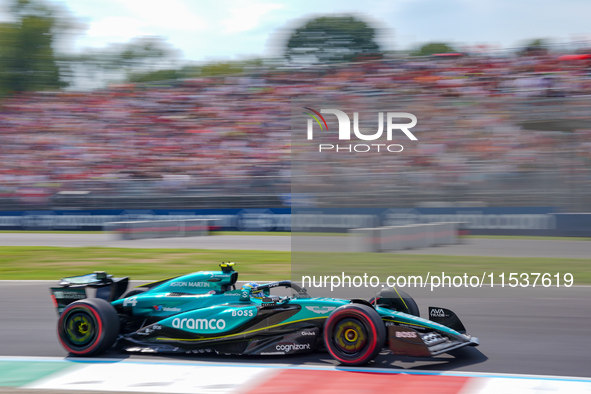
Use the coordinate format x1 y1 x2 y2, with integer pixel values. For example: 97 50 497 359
323 304 386 366
57 298 119 356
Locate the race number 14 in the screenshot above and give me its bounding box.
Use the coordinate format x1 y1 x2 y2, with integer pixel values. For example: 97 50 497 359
123 297 138 306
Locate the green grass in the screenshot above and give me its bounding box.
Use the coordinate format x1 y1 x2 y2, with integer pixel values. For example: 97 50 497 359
0 247 289 281
0 246 589 285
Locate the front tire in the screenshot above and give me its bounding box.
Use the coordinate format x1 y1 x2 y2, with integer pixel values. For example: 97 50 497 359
323 304 386 366
57 298 119 356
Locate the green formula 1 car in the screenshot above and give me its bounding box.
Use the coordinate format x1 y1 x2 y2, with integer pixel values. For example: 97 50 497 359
50 262 479 366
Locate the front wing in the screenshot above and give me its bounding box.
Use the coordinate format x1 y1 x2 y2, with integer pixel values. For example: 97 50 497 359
387 324 479 357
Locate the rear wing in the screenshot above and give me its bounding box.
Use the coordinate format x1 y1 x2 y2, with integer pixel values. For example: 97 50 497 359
50 271 129 314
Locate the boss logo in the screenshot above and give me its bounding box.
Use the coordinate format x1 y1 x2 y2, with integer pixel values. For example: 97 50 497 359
395 331 417 338
231 309 255 317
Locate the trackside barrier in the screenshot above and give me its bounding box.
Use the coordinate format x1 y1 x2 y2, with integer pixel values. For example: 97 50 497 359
349 222 462 252
105 219 212 240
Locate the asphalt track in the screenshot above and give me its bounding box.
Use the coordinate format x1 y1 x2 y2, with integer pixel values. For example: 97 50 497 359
1 280 590 378
0 233 292 252
0 232 590 257
1 233 590 378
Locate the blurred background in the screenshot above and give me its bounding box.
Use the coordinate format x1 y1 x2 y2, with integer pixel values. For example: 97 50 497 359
2 3 590 382
0 0 590 213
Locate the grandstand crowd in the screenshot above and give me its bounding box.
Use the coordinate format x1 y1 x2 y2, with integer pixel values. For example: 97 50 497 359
1 53 590 208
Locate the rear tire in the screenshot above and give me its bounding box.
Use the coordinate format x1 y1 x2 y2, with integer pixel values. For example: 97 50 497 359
323 304 386 366
370 288 420 317
57 298 119 356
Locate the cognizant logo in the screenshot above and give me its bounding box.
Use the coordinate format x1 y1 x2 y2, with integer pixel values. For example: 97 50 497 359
276 343 311 352
303 107 417 153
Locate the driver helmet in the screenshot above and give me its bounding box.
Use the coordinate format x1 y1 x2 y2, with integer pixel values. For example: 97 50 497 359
243 282 265 299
